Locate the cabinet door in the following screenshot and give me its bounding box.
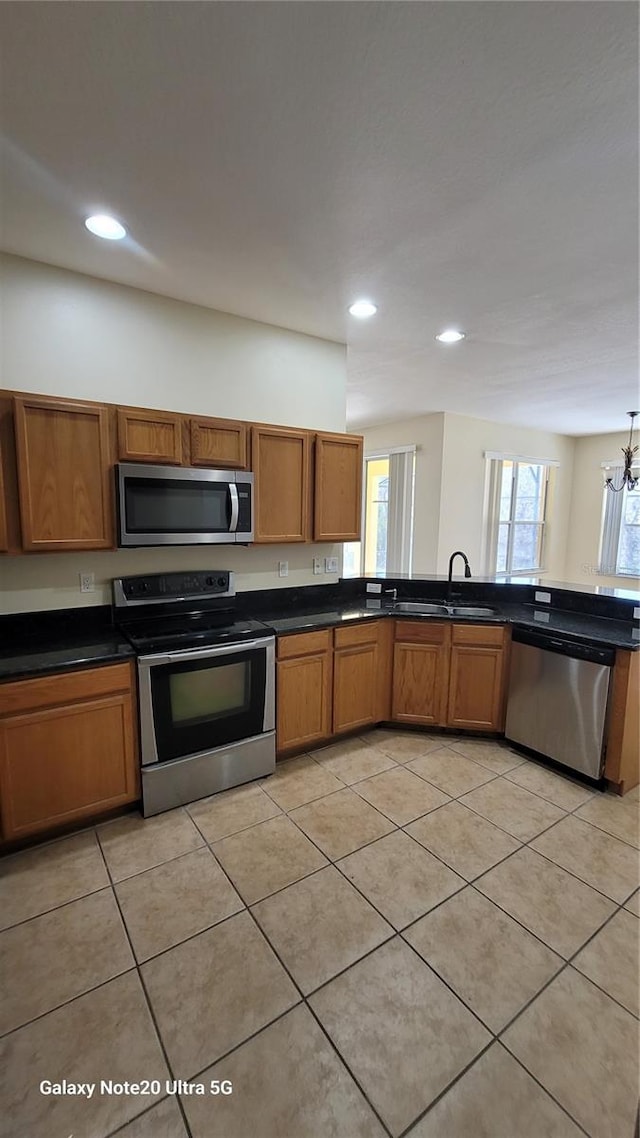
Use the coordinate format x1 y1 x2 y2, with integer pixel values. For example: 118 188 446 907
392 641 449 725
252 426 311 542
14 395 113 551
333 644 378 733
448 645 505 731
117 407 183 464
447 624 507 732
0 439 8 552
0 693 138 840
314 432 363 542
189 417 248 469
277 652 332 752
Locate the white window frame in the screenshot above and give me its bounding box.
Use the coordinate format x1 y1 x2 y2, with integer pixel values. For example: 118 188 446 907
344 446 415 577
484 452 557 577
599 460 640 578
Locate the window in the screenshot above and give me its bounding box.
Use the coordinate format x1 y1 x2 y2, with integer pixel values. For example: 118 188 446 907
343 448 415 577
485 456 554 575
600 469 640 577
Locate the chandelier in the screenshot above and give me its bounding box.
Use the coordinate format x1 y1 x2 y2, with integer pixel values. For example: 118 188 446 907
605 411 639 492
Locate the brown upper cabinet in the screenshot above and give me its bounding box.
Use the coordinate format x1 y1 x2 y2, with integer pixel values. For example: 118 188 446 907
189 417 248 470
251 425 311 543
0 441 8 552
117 407 183 464
14 395 113 551
314 431 363 542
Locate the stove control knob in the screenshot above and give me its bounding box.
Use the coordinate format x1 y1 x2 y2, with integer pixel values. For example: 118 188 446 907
217 576 226 587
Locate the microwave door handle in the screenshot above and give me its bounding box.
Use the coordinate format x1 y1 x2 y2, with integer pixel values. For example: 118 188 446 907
229 483 239 532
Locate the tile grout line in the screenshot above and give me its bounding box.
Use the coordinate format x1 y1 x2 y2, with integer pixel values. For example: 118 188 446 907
96 828 196 1138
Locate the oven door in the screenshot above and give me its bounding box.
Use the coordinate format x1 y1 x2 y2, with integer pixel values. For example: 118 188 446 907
138 637 275 766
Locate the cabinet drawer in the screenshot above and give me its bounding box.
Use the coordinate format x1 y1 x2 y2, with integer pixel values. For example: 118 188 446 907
394 620 450 645
451 623 507 647
0 662 134 716
277 629 332 660
334 621 380 649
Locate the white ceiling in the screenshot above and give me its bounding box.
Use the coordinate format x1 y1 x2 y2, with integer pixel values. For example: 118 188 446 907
1 2 637 435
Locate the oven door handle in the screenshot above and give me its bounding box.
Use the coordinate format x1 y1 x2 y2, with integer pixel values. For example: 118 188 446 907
229 483 239 532
138 636 275 667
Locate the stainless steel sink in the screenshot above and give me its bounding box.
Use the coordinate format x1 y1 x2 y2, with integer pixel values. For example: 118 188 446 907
393 601 449 615
449 606 497 617
393 601 498 618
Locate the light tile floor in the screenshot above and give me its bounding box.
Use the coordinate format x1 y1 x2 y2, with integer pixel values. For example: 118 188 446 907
1 730 638 1138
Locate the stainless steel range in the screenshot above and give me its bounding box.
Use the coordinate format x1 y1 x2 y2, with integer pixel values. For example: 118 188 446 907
113 570 275 817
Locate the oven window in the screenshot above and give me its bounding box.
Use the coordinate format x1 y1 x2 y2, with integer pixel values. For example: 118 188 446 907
149 647 267 763
169 662 249 725
125 478 229 534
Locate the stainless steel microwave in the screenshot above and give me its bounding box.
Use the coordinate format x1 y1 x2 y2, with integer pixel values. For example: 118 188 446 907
116 463 254 546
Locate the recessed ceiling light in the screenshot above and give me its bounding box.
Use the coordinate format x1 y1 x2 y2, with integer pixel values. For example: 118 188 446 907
349 299 378 318
435 328 465 343
85 214 127 240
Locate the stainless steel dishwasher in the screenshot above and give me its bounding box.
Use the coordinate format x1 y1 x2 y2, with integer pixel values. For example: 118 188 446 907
505 628 615 779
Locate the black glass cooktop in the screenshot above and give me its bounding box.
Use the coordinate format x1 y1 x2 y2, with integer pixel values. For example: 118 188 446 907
123 616 271 654
113 570 273 654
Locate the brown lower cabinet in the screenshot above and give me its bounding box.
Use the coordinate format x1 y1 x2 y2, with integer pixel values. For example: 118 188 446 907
605 648 640 795
276 618 510 755
448 623 508 731
0 662 139 842
333 623 380 733
276 630 333 752
392 622 450 725
392 620 508 730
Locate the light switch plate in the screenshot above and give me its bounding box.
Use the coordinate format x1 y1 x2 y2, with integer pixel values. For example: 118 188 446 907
366 582 382 594
634 607 640 621
324 556 338 574
278 561 289 578
534 590 551 604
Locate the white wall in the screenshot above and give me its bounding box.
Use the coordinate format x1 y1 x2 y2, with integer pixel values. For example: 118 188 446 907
363 411 575 580
361 414 445 574
437 413 575 579
0 254 348 613
565 431 639 589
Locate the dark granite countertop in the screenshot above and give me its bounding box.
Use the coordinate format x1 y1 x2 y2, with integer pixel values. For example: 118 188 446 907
0 607 134 682
268 599 638 650
1 579 638 684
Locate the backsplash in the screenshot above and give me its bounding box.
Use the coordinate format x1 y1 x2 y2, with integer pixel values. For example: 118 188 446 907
0 543 343 614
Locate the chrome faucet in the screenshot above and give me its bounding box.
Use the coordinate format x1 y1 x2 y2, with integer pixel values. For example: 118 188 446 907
448 551 472 598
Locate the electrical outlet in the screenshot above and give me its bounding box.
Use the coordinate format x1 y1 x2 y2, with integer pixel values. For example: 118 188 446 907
79 572 95 593
278 561 289 578
634 607 640 621
313 557 323 575
324 556 338 574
